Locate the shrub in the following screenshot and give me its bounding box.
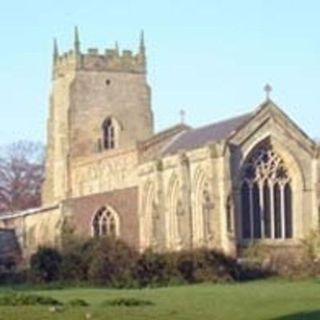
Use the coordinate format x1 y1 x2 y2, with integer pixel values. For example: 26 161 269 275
243 242 308 279
174 251 195 282
102 297 154 307
29 247 62 283
302 229 320 263
0 270 27 285
60 238 94 282
67 298 89 307
134 248 246 287
0 292 62 306
192 249 237 283
26 238 272 286
87 237 138 287
134 250 174 287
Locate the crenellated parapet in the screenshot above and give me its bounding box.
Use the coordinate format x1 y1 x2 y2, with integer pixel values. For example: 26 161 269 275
52 27 146 79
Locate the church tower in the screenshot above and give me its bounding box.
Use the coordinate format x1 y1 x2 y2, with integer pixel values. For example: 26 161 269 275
42 28 154 204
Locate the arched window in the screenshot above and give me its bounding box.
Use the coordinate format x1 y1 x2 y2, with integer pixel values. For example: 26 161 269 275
92 206 119 237
167 175 182 249
241 141 292 240
144 182 160 248
200 182 214 243
193 168 214 246
102 118 115 150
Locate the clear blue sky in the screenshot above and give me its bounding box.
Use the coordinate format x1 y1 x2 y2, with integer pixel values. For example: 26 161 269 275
0 0 319 145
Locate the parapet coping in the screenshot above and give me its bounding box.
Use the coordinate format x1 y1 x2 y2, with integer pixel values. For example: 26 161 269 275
0 204 60 220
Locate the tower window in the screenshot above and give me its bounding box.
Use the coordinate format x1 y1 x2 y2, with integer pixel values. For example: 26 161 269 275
105 79 111 85
102 118 115 150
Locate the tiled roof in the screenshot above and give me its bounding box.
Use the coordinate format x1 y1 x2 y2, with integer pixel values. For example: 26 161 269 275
162 112 252 155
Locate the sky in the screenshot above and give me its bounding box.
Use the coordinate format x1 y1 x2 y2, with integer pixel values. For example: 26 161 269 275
0 0 319 145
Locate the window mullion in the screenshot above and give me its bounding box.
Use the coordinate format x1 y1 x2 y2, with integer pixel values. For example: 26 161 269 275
249 183 254 240
280 184 286 239
269 181 275 239
106 215 110 235
99 216 102 236
259 181 265 239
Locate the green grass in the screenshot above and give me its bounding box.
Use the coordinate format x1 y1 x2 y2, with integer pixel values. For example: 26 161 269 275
0 280 320 319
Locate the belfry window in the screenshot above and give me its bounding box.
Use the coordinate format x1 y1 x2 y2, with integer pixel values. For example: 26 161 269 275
92 206 119 238
241 142 293 240
102 118 115 150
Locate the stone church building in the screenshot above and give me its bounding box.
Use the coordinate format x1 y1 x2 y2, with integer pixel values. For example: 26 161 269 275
1 30 319 261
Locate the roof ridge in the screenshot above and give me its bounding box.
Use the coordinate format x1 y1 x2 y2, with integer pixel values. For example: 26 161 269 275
189 111 253 133
153 123 191 137
160 130 189 155
161 111 253 156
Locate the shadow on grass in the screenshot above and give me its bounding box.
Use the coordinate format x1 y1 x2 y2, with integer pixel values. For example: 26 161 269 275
271 310 320 320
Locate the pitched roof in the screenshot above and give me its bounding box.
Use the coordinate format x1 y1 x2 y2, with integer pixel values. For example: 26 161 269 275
162 112 252 155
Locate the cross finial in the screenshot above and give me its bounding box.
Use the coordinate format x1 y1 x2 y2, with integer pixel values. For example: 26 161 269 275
179 109 186 124
264 83 272 101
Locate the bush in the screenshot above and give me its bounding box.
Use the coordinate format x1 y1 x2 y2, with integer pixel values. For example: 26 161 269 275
87 237 138 287
134 248 247 287
0 270 27 285
67 298 89 307
192 249 238 283
243 242 308 279
134 250 174 287
102 297 154 307
60 238 94 282
26 237 273 287
0 292 62 306
29 247 62 283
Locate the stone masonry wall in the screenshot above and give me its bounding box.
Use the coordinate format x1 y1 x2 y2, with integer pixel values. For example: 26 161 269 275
63 187 139 249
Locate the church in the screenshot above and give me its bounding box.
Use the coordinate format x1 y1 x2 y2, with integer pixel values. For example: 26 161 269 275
0 29 319 262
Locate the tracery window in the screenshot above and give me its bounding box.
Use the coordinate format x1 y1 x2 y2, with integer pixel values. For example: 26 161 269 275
92 206 119 237
102 118 115 150
167 176 182 248
201 185 214 242
241 142 292 240
144 182 160 248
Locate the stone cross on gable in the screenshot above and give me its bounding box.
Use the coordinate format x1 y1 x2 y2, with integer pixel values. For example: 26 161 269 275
264 83 272 101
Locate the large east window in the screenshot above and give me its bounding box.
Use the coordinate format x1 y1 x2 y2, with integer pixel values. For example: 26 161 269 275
241 142 292 240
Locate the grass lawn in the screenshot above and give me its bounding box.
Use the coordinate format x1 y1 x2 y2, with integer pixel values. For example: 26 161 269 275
0 280 320 320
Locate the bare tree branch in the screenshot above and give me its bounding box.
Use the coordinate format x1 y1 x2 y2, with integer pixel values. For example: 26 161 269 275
0 141 44 214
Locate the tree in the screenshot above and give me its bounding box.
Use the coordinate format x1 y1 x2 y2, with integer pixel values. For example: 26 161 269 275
0 141 44 214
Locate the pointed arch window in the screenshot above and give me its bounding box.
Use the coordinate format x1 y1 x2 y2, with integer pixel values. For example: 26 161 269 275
200 182 214 243
144 182 161 248
167 176 183 248
241 142 293 240
92 206 119 238
102 118 115 150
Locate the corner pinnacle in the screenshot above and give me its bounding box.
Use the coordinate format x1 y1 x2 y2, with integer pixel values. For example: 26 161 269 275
74 26 80 54
139 30 145 55
53 38 59 62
